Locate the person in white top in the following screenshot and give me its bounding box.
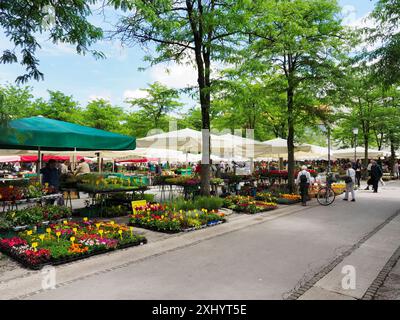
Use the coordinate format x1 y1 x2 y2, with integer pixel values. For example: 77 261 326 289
344 162 356 202
394 161 399 180
296 165 311 206
75 159 90 175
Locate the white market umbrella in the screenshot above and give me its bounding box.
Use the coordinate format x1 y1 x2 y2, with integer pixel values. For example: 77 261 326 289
217 133 271 159
294 143 336 161
333 147 386 159
136 128 254 159
255 138 311 158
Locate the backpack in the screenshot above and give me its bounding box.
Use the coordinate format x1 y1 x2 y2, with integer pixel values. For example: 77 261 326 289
344 170 353 184
300 173 308 185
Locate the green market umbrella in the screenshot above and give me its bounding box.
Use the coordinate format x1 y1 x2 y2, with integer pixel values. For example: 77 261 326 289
0 116 136 151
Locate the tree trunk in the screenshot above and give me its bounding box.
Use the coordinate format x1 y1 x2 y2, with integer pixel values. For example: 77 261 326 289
287 86 295 193
390 134 396 175
364 135 369 168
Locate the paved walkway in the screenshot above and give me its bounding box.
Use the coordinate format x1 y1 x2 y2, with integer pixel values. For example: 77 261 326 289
1 181 399 299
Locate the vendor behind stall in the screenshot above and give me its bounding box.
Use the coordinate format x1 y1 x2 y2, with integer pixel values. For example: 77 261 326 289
40 159 60 191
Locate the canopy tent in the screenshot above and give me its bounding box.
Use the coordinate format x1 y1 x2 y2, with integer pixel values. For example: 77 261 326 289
0 116 136 151
294 143 336 161
333 147 387 159
136 128 270 159
218 133 271 159
0 117 136 177
255 138 312 159
113 147 245 163
0 155 21 163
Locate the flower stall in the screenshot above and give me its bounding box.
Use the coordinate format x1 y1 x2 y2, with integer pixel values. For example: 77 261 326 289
129 203 226 233
0 180 63 211
0 219 146 270
275 194 302 205
0 205 72 232
223 195 278 214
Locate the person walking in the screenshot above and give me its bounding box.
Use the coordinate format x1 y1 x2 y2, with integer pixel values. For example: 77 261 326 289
296 165 311 206
343 163 356 202
365 160 373 190
394 160 399 180
370 160 383 193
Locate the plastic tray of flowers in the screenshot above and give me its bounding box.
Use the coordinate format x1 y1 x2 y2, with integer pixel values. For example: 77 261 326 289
129 203 227 234
0 219 147 270
223 195 278 214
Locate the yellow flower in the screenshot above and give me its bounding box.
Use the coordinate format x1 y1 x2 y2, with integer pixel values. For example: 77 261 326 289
83 217 88 222
70 236 76 243
46 228 51 234
27 230 33 236
96 223 101 229
39 234 45 242
73 228 77 234
32 242 38 251
63 220 68 225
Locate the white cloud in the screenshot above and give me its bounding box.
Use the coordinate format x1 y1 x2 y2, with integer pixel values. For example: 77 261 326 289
123 88 148 100
88 92 112 102
149 62 198 89
341 5 358 26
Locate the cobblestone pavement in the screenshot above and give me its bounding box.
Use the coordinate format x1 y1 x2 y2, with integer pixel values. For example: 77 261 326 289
375 259 400 300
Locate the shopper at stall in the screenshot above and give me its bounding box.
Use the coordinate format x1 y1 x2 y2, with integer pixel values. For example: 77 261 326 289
354 159 362 187
60 160 69 174
296 165 311 206
365 160 373 190
40 159 60 191
370 160 383 193
343 162 356 202
75 158 91 175
394 160 400 180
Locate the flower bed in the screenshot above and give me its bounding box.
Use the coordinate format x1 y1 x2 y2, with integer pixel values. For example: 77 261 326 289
0 205 72 231
331 183 346 195
223 195 278 214
275 194 301 205
76 174 147 193
0 219 146 270
0 182 53 202
129 203 226 233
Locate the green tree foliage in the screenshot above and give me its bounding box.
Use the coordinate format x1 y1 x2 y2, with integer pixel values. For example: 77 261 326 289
0 84 34 121
0 0 103 83
31 90 81 122
81 99 124 131
241 0 349 191
126 82 183 128
367 0 400 85
111 0 247 195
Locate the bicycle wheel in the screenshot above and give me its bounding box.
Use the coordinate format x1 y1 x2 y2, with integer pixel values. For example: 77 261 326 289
317 187 335 206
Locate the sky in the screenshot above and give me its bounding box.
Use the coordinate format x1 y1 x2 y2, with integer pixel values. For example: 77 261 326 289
0 0 378 111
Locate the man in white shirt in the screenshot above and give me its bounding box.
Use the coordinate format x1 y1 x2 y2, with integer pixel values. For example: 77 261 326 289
344 162 356 202
296 165 311 206
394 161 399 180
75 159 90 175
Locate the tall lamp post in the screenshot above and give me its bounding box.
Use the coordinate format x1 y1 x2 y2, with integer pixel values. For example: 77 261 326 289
319 123 331 173
352 128 359 163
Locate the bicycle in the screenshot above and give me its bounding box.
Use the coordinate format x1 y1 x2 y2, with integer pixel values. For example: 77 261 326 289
316 173 336 206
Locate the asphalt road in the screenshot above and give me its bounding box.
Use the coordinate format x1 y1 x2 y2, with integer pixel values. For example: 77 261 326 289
28 181 400 300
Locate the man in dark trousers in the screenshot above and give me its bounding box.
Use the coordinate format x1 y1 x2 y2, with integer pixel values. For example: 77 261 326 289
370 160 383 193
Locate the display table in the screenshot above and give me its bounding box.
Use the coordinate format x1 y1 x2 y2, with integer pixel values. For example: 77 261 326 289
0 193 63 212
